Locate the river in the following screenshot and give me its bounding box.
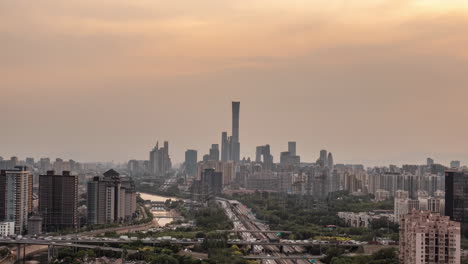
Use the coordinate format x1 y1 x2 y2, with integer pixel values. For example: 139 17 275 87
138 192 180 227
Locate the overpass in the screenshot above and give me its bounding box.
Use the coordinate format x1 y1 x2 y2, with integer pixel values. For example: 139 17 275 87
217 230 292 234
243 255 324 260
0 239 359 247
3 241 138 263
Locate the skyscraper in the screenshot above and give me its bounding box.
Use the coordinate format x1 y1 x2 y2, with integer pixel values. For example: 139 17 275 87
201 168 223 195
0 166 33 234
427 157 434 166
209 144 220 161
255 145 273 170
327 152 334 169
231 101 240 162
445 170 468 237
288 142 296 156
39 170 78 232
185 150 198 177
221 132 228 162
149 141 172 176
319 150 328 166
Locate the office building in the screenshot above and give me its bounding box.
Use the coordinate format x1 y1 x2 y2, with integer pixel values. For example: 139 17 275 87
0 157 19 170
427 158 434 167
221 132 228 162
450 161 461 169
445 170 468 237
27 215 43 235
255 145 273 170
39 170 78 232
87 169 137 225
149 141 172 176
288 142 296 156
0 167 33 234
319 150 328 167
328 152 334 169
231 101 240 162
209 144 220 161
399 211 460 264
201 168 223 195
197 160 234 186
185 149 198 177
220 102 241 163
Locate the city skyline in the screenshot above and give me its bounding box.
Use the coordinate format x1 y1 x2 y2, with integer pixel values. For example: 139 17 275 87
2 0 468 166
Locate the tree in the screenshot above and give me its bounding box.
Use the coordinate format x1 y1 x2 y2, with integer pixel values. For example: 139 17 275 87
150 254 179 264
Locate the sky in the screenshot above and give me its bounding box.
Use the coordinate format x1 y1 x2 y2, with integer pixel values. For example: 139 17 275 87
1 0 468 166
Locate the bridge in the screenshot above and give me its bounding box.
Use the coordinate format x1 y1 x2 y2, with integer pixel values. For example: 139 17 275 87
0 239 358 247
153 216 183 219
243 255 324 260
217 230 292 234
3 240 138 263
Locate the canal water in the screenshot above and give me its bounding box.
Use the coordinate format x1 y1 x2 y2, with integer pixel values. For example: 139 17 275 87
138 192 179 227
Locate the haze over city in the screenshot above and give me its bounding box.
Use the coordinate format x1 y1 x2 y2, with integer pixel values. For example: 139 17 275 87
2 0 468 166
4 1 468 264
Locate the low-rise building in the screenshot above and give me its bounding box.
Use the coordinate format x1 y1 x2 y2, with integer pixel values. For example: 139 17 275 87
0 222 15 236
338 210 396 227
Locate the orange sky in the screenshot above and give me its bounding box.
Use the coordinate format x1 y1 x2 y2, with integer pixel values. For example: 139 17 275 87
1 0 468 166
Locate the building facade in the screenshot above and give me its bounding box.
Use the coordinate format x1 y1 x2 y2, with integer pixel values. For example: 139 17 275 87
184 149 198 177
399 211 460 264
0 167 33 234
149 141 172 177
39 170 78 232
445 170 468 237
87 169 137 225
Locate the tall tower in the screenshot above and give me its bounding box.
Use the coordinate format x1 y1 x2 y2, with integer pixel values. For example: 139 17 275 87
327 152 334 169
288 142 296 156
232 102 240 162
221 132 228 162
319 149 328 166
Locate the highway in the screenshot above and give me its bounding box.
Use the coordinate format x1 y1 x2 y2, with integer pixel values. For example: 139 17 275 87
0 238 357 247
217 198 318 264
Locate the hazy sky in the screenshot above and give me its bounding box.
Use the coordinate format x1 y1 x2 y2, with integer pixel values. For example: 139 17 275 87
2 0 468 166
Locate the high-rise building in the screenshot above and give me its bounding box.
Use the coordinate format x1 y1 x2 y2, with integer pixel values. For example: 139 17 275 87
327 152 334 169
197 160 234 186
319 150 328 167
288 142 296 156
221 132 228 162
450 161 461 169
209 144 220 161
0 157 19 170
201 168 223 195
427 157 434 166
149 141 172 176
231 102 240 162
25 158 34 168
399 211 460 264
255 145 273 170
39 170 78 232
445 170 468 237
394 198 420 223
185 150 198 177
0 167 33 234
87 169 137 225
